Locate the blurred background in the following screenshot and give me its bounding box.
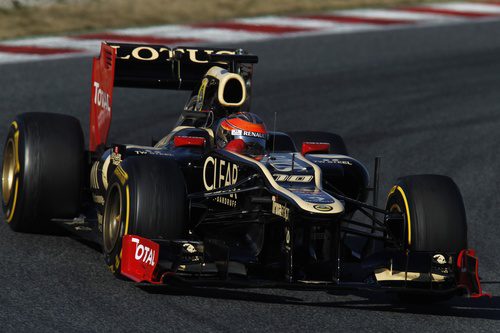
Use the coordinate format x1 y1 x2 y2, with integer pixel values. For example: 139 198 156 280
0 0 473 40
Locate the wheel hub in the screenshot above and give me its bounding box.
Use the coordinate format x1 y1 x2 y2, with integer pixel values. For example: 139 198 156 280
103 184 122 253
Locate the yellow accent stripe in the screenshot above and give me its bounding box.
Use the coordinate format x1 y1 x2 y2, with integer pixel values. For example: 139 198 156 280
118 185 130 263
388 185 397 197
124 185 130 235
7 122 20 223
13 131 20 173
395 186 412 246
115 165 128 185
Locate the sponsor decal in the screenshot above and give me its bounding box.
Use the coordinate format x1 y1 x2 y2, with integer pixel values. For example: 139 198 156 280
183 243 197 254
315 158 353 166
203 157 238 207
114 165 128 185
231 129 242 136
244 131 265 138
213 196 237 207
289 188 334 204
131 237 156 266
433 254 447 265
134 149 172 157
195 77 209 111
92 194 104 205
272 201 290 221
110 45 236 63
111 146 122 165
120 235 160 283
268 154 308 173
313 204 333 212
97 213 103 232
273 174 313 183
302 195 330 203
93 81 111 112
285 227 291 250
203 157 238 191
231 129 266 139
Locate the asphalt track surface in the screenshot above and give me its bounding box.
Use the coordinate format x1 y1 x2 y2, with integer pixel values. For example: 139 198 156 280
1 19 500 332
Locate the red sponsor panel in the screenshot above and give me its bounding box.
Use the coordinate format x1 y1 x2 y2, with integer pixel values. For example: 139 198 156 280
89 43 115 152
174 135 206 148
121 235 160 283
302 142 330 155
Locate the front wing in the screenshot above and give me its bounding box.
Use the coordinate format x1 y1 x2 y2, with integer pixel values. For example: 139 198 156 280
120 235 490 298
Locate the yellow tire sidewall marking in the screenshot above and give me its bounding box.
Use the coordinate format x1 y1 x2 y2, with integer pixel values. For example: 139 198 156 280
118 184 130 266
6 122 20 223
388 185 412 246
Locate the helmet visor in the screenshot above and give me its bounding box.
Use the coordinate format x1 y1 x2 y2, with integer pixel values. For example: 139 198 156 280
231 134 266 156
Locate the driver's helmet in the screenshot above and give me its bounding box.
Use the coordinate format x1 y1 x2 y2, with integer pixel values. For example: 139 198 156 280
215 112 267 157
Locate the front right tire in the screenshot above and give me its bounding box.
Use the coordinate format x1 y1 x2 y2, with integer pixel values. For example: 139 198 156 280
385 174 468 302
386 174 467 252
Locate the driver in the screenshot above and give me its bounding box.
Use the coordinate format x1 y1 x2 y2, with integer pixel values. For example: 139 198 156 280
215 112 267 158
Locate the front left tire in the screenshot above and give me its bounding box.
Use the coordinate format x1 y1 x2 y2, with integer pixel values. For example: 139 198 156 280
102 156 188 275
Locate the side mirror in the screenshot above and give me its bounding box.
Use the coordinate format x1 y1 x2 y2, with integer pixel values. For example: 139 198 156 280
301 142 330 155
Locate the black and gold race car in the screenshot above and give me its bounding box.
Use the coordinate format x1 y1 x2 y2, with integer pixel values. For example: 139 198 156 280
1 43 488 301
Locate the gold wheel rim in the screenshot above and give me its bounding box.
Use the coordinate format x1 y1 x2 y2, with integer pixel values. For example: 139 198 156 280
2 139 16 204
103 183 122 253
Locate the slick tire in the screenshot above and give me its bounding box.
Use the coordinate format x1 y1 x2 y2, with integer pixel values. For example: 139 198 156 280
385 175 467 303
102 156 188 276
288 131 348 155
1 113 84 232
386 175 467 252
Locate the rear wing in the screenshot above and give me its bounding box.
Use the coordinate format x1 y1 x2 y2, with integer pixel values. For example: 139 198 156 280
89 42 258 152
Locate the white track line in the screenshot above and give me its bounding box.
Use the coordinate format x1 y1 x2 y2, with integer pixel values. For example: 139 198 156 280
109 25 274 42
1 36 100 51
0 52 56 64
331 8 462 21
236 16 374 30
425 2 500 14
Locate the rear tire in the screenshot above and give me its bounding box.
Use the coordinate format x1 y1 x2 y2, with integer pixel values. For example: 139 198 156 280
102 156 188 275
1 113 84 232
288 131 348 155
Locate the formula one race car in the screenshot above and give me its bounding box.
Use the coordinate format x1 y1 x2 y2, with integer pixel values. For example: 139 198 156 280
1 43 488 302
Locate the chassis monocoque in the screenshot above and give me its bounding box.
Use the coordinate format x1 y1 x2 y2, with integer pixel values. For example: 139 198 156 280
1 42 487 301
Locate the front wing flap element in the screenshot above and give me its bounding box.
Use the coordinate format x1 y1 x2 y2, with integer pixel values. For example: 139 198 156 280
457 249 490 298
121 235 162 284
